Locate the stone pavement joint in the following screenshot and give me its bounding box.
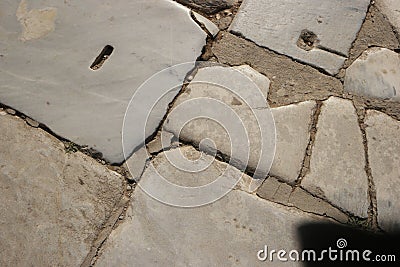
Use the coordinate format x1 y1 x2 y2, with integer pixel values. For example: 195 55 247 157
212 33 343 107
296 100 323 184
257 176 348 224
301 97 370 218
356 105 379 229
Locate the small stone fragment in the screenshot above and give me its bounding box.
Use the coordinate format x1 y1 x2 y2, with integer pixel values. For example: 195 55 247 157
192 12 220 37
5 108 16 115
344 48 400 101
26 117 39 127
124 146 149 182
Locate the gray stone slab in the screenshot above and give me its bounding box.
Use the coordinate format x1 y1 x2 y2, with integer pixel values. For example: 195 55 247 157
165 65 314 182
302 97 369 217
229 0 370 74
365 110 400 231
96 149 326 266
344 48 400 101
163 65 276 180
136 146 263 207
0 0 209 164
0 113 124 266
376 0 400 34
270 101 315 183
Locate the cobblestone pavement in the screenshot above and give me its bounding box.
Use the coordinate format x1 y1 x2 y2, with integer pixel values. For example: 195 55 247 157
0 0 399 266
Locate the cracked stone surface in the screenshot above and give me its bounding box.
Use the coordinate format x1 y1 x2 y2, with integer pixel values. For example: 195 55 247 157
376 0 400 35
0 0 210 164
365 110 400 231
270 101 316 183
212 33 343 106
302 97 369 218
229 0 370 74
165 64 315 183
96 148 325 266
257 177 348 223
164 65 276 179
0 113 124 266
193 12 220 37
176 0 237 14
344 48 400 101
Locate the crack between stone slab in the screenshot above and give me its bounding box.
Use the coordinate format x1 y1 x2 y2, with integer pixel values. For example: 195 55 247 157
189 11 214 38
354 104 379 230
78 34 218 265
372 1 400 44
315 45 347 58
295 100 323 185
228 30 339 77
253 189 347 225
81 185 133 267
0 103 113 166
296 185 372 228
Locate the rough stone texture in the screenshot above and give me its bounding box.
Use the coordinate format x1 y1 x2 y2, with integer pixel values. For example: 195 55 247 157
96 150 326 266
0 0 210 164
146 130 178 155
165 65 316 183
229 0 370 74
270 101 315 183
302 97 369 218
0 113 124 266
341 5 399 72
344 48 400 101
176 0 237 14
137 146 264 205
124 146 149 182
257 177 348 223
164 65 276 179
365 110 400 231
376 0 400 36
212 33 343 107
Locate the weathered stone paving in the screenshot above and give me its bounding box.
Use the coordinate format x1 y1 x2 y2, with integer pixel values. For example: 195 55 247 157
365 110 400 231
301 97 369 218
1 0 400 265
0 112 124 266
376 0 400 35
95 148 326 266
0 0 214 163
345 48 400 101
229 0 370 74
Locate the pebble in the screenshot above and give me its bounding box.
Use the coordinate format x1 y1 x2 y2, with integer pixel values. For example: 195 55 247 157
5 108 16 115
26 117 39 128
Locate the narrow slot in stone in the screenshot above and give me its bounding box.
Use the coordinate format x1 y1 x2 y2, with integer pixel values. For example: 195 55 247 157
90 45 114 70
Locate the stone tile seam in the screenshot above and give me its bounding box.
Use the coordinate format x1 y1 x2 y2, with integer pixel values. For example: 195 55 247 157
227 29 338 77
189 11 215 38
354 104 379 230
81 188 132 267
295 100 323 185
253 188 347 225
